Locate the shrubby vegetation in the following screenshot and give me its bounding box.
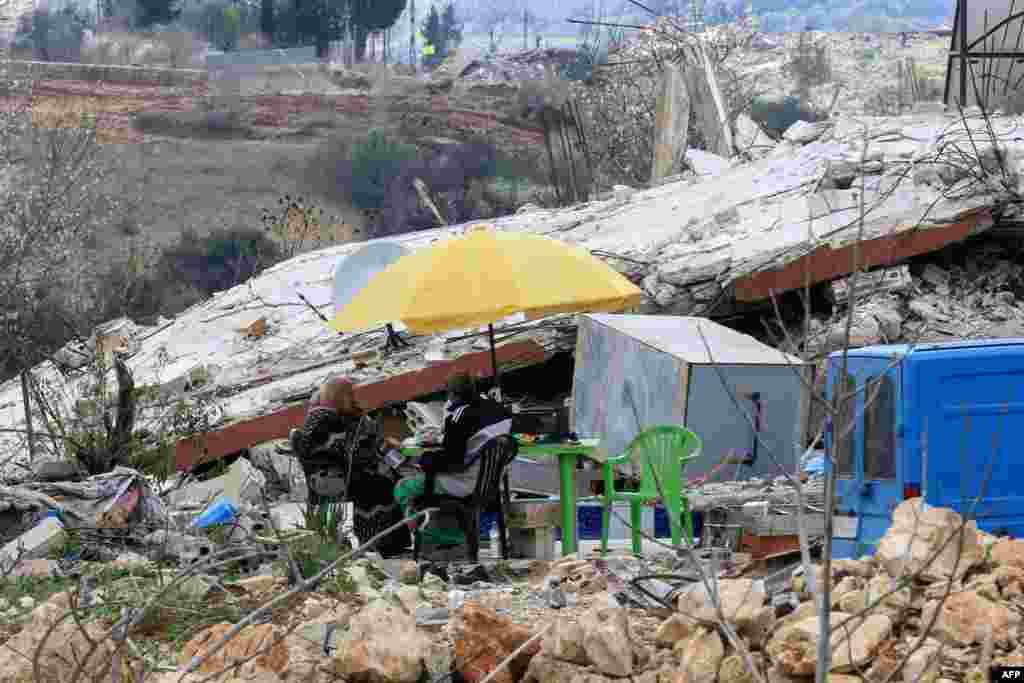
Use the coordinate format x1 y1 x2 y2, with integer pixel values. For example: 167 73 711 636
749 95 823 138
14 6 92 62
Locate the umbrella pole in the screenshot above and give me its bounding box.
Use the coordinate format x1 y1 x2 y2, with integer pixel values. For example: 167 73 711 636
488 324 502 402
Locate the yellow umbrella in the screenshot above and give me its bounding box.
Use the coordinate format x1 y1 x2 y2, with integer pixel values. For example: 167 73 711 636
329 225 642 335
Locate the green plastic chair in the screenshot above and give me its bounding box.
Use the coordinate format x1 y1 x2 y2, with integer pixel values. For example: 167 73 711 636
585 425 702 556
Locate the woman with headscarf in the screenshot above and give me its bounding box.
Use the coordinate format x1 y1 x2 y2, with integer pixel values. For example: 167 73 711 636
291 377 411 557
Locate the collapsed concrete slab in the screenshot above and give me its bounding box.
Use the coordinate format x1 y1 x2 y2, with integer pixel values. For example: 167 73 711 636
0 110 1018 474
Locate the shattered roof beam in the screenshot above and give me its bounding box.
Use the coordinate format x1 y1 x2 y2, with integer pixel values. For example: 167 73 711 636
733 209 994 302
174 338 547 471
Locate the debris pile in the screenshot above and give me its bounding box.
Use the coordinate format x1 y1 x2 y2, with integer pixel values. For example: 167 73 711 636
454 48 584 83
810 239 1024 349
1 495 1023 683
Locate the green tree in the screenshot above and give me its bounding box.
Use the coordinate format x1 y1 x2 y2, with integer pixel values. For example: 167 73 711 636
261 0 275 43
421 0 460 67
136 0 180 27
421 5 442 65
350 0 406 60
278 0 403 59
222 5 241 50
441 1 462 51
342 130 419 211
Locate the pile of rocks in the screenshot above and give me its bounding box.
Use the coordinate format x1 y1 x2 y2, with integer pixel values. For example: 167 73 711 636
2 497 1023 683
810 240 1024 349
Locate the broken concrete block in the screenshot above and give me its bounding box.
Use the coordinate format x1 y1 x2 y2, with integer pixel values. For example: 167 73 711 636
830 265 911 305
0 517 65 571
31 458 83 482
650 63 691 183
248 441 306 495
270 502 307 531
222 457 266 504
167 476 227 508
782 120 832 145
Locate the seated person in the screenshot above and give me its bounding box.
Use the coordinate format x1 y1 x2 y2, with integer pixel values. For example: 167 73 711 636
292 376 411 557
393 372 512 548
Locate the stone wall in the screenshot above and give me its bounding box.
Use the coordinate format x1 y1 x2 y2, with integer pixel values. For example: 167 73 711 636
3 59 206 87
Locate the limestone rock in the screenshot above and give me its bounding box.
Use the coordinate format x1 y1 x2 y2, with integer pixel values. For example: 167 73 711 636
837 590 867 614
876 499 980 583
738 605 776 650
334 600 431 683
523 654 606 683
766 612 891 675
719 654 756 683
180 623 289 679
543 617 588 664
674 627 724 683
904 643 941 683
654 614 696 647
865 574 911 619
676 578 767 629
994 565 1024 598
400 560 420 585
580 606 636 677
453 602 541 683
0 592 123 682
991 539 1024 570
921 589 1022 648
831 576 863 605
234 575 279 596
832 559 875 579
782 120 832 145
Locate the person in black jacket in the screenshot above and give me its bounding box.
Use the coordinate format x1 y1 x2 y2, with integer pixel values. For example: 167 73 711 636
291 377 412 557
393 372 512 548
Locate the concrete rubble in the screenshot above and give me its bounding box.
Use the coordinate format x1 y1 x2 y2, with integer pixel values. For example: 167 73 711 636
810 239 1024 350
1 103 1022 473
0 495 1021 682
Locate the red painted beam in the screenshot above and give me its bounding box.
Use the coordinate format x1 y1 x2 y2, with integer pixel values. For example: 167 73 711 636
175 339 548 472
732 210 992 302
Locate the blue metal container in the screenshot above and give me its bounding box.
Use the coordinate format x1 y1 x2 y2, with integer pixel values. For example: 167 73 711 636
826 339 1024 558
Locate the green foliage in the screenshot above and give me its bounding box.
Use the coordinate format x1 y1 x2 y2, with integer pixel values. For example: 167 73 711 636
561 29 610 83
222 6 242 50
14 5 91 62
421 1 462 67
179 0 259 48
158 226 282 298
276 0 405 57
749 95 823 138
344 130 420 211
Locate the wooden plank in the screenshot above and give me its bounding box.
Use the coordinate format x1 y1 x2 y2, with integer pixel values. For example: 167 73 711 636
175 339 548 471
732 210 992 302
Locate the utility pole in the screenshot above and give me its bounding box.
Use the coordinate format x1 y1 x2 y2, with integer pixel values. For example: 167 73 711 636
522 8 528 49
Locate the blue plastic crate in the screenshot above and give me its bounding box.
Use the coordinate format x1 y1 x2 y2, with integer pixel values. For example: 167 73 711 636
552 505 704 543
654 506 669 538
578 504 604 540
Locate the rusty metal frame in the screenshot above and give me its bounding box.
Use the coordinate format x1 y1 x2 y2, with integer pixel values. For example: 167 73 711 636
944 0 1024 107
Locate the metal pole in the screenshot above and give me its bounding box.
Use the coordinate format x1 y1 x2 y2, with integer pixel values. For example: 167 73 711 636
487 324 501 401
960 0 969 106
